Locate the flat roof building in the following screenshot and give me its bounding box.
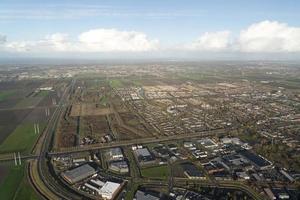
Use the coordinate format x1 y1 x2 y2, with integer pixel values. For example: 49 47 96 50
239 150 272 170
98 181 121 200
134 148 155 165
106 147 124 161
198 138 218 148
134 190 160 200
62 164 96 184
109 160 129 173
181 162 205 179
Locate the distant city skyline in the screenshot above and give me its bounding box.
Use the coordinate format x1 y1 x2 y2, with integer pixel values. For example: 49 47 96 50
1 0 300 59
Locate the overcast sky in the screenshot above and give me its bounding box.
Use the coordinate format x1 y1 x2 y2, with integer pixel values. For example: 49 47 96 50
0 0 300 60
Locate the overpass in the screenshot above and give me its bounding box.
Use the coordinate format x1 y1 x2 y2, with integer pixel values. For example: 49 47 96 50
49 128 227 156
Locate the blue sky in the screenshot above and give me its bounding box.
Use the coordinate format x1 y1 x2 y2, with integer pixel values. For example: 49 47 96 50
0 0 300 59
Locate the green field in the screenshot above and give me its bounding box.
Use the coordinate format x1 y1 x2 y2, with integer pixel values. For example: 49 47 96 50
0 90 16 101
109 79 123 88
14 178 40 200
0 164 39 200
36 90 49 97
141 165 170 179
0 164 24 199
100 95 108 106
0 123 45 154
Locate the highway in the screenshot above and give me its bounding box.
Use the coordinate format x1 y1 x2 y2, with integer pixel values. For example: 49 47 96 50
1 128 228 162
0 154 38 163
50 128 227 156
133 177 264 200
28 80 83 200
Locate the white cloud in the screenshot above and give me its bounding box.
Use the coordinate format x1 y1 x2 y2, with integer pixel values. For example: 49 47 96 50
2 29 159 53
2 21 300 55
78 29 159 52
188 31 231 51
3 33 72 52
237 20 300 52
5 41 31 52
0 34 6 44
186 20 300 53
44 33 71 51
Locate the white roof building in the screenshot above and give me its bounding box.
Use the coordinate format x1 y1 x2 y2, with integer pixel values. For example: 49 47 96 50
99 181 121 199
106 147 124 161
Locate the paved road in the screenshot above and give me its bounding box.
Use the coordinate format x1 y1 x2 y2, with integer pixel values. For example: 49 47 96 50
28 80 83 200
1 128 226 162
50 128 227 156
133 177 264 200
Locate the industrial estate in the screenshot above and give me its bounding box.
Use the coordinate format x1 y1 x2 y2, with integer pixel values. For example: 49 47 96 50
0 61 300 200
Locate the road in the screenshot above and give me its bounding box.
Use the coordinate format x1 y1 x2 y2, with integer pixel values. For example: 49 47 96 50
28 80 83 200
0 128 232 162
1 127 227 162
132 177 264 200
50 128 227 156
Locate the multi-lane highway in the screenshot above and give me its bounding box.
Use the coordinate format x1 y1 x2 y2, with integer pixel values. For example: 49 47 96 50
28 80 84 200
50 128 227 156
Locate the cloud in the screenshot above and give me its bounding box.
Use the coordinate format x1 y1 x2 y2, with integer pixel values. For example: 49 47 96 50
187 31 231 51
44 33 72 51
78 29 159 52
2 33 72 52
2 20 300 55
237 20 300 52
3 29 159 53
0 34 7 44
186 20 300 53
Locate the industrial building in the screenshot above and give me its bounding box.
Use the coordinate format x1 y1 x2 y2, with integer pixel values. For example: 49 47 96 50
198 138 218 148
61 164 96 184
109 160 129 173
239 150 272 170
106 147 124 161
181 162 206 179
133 147 156 166
134 190 160 200
98 181 121 199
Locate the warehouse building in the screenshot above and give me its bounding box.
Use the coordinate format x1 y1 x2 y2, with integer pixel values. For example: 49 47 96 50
239 150 272 170
198 138 218 149
134 147 156 166
181 162 206 179
106 147 124 161
62 164 96 184
134 190 160 200
109 160 129 173
98 181 121 199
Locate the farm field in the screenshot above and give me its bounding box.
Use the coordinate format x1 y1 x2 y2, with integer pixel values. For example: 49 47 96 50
0 90 16 101
0 80 44 109
70 104 112 116
14 96 45 109
14 177 39 200
0 122 45 154
0 79 57 154
0 163 39 200
0 109 32 144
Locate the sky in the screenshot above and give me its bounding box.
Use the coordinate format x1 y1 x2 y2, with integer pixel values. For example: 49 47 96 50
0 0 300 60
